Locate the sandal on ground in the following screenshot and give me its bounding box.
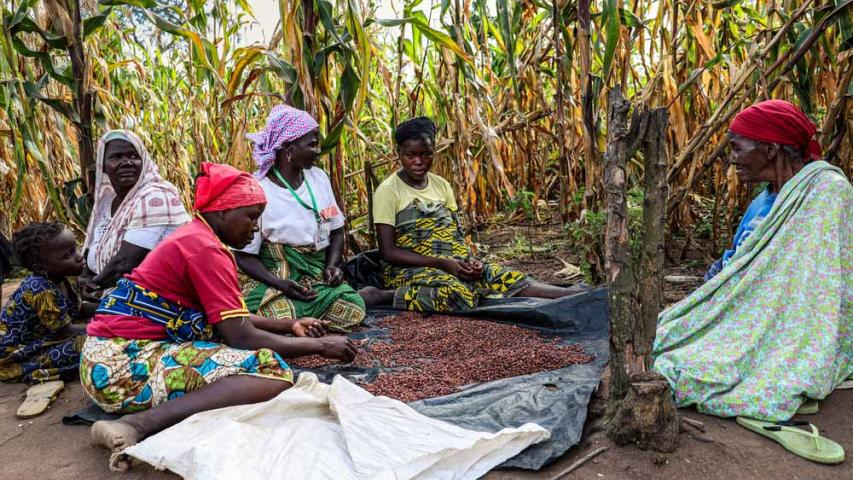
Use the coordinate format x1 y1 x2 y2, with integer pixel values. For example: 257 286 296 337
736 417 845 464
837 373 853 390
796 399 819 415
17 380 65 418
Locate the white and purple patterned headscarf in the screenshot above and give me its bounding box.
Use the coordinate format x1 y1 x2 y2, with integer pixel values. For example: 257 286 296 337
246 104 319 179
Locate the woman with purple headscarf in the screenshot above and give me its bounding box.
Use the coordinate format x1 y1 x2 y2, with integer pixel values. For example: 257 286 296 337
235 105 370 331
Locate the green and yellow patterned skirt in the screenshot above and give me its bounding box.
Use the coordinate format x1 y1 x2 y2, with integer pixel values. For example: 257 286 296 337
241 243 365 332
80 336 293 414
384 201 533 312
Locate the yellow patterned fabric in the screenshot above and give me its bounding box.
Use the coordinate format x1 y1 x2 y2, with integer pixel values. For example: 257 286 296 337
383 200 532 312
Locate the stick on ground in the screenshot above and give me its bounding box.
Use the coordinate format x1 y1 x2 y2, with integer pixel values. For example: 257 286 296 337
682 417 706 432
548 446 609 480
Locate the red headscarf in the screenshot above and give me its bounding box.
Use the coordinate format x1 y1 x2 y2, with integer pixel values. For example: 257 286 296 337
729 99 822 161
193 162 266 213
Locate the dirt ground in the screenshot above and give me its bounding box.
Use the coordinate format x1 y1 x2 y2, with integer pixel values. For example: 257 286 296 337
0 220 850 479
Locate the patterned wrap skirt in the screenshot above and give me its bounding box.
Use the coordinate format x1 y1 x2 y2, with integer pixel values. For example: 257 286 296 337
80 336 293 413
383 201 533 312
242 243 365 332
1 275 84 383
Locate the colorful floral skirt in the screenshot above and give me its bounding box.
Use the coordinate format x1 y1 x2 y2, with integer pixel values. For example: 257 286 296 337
653 163 852 421
80 336 293 413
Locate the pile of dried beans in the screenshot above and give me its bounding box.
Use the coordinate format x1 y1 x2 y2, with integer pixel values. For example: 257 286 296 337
288 312 595 402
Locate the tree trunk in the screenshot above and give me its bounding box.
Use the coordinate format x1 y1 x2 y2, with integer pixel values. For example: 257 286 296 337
67 0 95 196
635 108 669 361
603 89 678 452
603 88 641 407
608 371 679 452
364 160 377 246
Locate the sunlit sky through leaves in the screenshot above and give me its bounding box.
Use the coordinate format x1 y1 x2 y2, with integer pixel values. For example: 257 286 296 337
242 0 403 46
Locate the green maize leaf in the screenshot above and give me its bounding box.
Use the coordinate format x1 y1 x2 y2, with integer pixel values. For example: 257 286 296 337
10 37 75 87
84 8 113 38
495 0 518 95
340 60 359 114
619 7 645 30
138 8 223 86
7 119 27 222
317 0 345 45
62 178 93 230
226 47 263 97
98 0 158 8
601 0 620 83
321 117 346 153
371 16 472 63
235 0 254 17
677 51 723 93
10 17 68 49
838 0 853 49
7 0 40 29
23 80 81 124
265 52 297 84
711 0 743 8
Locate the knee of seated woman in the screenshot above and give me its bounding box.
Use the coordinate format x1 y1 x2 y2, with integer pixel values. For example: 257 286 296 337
230 374 292 400
436 284 478 310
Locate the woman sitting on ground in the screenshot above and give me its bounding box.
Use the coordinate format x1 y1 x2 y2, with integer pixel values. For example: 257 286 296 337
371 117 582 312
1 222 96 384
81 130 189 292
236 105 372 332
83 163 357 470
653 100 851 422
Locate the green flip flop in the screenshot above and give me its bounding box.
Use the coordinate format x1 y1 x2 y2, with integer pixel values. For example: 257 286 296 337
737 417 845 464
796 399 819 415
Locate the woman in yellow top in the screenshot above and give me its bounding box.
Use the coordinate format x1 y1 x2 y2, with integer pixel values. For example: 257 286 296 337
372 117 581 312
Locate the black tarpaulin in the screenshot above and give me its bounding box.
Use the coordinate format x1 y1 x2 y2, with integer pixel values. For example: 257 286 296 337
299 288 610 470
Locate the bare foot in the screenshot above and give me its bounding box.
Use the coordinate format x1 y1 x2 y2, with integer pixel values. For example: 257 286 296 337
91 420 143 471
358 286 395 306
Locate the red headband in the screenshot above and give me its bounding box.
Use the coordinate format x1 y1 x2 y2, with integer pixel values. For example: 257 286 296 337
193 162 266 213
729 99 821 161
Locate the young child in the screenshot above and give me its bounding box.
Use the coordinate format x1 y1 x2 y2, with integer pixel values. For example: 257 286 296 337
1 222 95 387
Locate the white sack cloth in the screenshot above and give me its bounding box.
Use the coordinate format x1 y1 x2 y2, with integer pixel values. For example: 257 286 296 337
124 373 550 479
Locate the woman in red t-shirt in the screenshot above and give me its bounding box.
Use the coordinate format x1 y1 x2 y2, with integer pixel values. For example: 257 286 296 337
82 163 357 471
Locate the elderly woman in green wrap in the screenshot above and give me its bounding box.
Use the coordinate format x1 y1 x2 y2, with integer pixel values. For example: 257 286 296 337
652 100 850 463
235 105 378 332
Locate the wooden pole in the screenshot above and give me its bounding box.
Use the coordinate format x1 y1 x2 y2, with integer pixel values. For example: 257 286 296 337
603 89 678 452
635 108 669 362
364 160 376 247
603 88 643 406
67 0 95 197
